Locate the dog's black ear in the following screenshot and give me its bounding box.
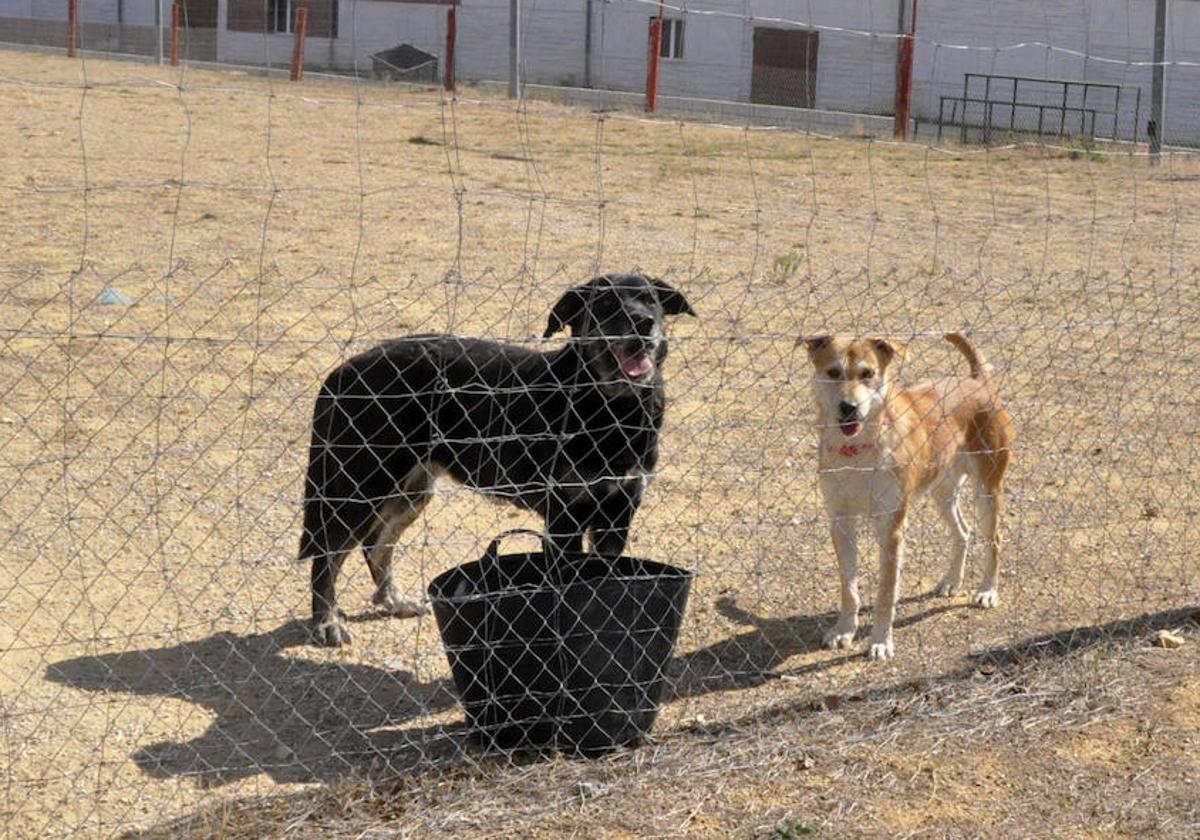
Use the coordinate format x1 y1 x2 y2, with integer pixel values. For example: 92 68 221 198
798 335 831 356
543 287 587 338
651 278 696 317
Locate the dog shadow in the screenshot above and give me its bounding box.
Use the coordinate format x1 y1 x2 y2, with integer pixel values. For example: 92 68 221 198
45 596 1195 791
667 593 962 698
716 604 1200 733
45 594 962 787
44 619 461 787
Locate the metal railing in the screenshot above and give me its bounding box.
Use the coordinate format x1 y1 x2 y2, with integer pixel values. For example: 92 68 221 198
934 73 1141 145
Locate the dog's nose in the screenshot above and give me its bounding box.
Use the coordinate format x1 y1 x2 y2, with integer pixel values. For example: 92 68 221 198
838 400 858 419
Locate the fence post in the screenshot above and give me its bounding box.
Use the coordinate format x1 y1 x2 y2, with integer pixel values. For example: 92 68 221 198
444 5 456 92
290 5 308 82
508 0 520 99
170 1 181 67
1149 0 1166 163
894 34 914 138
67 0 77 57
893 0 917 139
645 18 662 113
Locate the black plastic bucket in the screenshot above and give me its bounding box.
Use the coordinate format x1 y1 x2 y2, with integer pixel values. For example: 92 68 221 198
428 530 693 755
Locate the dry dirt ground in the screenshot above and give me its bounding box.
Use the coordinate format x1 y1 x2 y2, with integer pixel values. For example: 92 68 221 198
135 615 1200 839
0 48 1197 837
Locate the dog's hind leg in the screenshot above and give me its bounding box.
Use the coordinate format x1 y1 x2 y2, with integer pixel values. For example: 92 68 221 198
305 501 366 647
973 435 1010 609
363 463 437 617
932 472 972 597
973 478 1003 609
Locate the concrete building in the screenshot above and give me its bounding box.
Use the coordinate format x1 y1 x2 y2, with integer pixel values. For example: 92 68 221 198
1 0 1198 145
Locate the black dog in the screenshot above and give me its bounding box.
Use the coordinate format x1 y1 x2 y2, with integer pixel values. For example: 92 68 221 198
299 273 696 645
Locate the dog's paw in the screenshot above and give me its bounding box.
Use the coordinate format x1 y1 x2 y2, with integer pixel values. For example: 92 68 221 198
373 586 430 618
823 619 857 650
933 573 963 597
867 637 895 661
311 615 352 647
972 588 999 609
823 628 856 650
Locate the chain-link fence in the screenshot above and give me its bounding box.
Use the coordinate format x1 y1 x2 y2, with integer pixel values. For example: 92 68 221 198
1 2 1198 837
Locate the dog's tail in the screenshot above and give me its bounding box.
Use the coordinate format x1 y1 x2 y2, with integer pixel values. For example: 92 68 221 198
945 332 991 380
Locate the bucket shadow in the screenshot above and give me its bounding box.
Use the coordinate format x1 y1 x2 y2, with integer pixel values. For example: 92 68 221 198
45 592 1197 795
724 604 1200 729
46 594 962 788
667 593 962 699
44 619 460 787
120 604 1198 840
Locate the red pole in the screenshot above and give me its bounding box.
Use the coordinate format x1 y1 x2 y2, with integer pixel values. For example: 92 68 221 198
894 35 913 138
290 5 308 82
170 2 181 67
894 0 917 139
444 5 456 91
645 18 662 112
67 0 77 57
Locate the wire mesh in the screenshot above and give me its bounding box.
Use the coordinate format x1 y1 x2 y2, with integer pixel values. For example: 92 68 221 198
0 1 1198 836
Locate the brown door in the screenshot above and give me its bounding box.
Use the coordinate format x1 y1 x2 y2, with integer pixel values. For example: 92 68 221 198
176 0 218 61
178 0 218 29
751 28 818 108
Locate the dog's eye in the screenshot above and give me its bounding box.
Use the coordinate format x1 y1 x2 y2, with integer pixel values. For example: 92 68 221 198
825 367 843 380
860 368 875 380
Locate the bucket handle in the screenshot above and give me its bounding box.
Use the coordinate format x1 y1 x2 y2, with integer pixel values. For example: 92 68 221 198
479 528 560 591
481 528 553 566
482 528 592 589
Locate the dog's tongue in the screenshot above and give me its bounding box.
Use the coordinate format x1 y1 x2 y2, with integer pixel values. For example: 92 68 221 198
840 421 862 438
620 351 655 379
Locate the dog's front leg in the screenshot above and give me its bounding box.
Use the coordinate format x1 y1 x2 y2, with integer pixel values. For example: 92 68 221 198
590 481 641 559
591 523 630 559
868 507 908 661
365 517 429 618
823 514 861 650
545 502 587 561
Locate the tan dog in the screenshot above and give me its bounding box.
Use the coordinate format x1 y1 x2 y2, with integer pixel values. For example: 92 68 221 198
799 333 1014 661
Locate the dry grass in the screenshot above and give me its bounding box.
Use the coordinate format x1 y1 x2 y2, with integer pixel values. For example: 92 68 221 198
132 612 1200 839
0 48 1197 837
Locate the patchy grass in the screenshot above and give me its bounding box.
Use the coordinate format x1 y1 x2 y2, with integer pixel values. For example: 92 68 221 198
127 612 1200 838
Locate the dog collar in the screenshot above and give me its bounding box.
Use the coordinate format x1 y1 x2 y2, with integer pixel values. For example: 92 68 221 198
828 441 873 458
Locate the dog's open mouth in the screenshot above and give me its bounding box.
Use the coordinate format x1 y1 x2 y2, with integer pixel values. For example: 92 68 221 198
614 346 655 380
839 420 863 437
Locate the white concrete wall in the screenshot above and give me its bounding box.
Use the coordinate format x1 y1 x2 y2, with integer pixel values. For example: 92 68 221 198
914 0 1144 139
120 0 160 27
321 0 443 74
214 1 586 83
456 1 587 85
22 0 156 24
7 0 167 55
212 0 899 110
6 0 1200 144
1162 0 1200 146
589 0 900 113
913 0 1200 144
217 1 445 75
